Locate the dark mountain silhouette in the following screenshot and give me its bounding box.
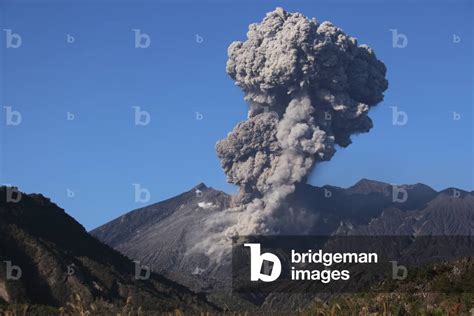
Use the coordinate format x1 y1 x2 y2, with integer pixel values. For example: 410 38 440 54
346 178 392 195
346 190 473 236
0 187 217 313
91 179 473 309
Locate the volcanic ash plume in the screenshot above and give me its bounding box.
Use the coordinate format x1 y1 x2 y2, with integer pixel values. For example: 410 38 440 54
194 8 388 259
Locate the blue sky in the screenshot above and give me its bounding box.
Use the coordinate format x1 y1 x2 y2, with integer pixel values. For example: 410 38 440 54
1 0 472 230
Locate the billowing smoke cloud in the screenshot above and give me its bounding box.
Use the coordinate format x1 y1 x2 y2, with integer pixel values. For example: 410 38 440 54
192 8 387 260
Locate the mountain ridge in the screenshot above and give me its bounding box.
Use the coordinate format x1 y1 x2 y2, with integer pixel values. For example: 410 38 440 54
0 186 217 312
90 179 473 309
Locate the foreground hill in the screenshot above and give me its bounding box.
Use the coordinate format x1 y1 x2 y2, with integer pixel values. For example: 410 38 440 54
0 187 217 314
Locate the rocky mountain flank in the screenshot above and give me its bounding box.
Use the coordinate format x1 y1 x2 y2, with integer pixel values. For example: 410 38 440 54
0 187 217 313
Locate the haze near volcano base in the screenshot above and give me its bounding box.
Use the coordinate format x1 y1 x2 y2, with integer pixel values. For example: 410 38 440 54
191 7 388 259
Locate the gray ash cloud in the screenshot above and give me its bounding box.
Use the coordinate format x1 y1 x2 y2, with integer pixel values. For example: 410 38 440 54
195 8 388 259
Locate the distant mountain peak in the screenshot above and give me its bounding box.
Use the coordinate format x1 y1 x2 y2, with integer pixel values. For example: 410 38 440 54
193 183 208 190
403 182 436 191
353 178 390 187
347 178 391 195
346 179 438 197
439 187 469 196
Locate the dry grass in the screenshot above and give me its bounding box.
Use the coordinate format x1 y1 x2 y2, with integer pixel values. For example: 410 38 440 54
301 292 474 316
1 292 473 316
